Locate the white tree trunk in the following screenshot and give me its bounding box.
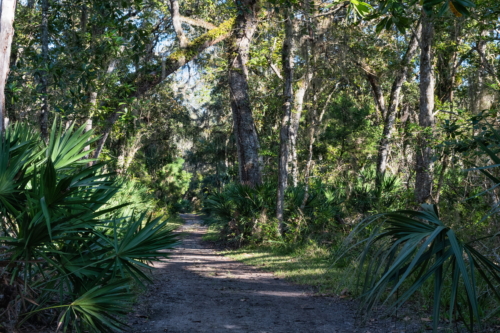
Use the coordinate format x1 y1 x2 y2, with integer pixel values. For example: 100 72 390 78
0 0 16 135
289 72 313 186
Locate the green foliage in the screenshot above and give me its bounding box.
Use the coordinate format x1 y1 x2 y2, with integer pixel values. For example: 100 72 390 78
345 167 404 214
349 124 500 332
106 177 166 219
153 158 192 211
203 181 346 247
346 204 500 332
0 120 177 332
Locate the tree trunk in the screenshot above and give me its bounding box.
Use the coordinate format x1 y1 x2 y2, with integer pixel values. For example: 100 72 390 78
376 20 421 178
227 0 261 186
40 0 50 141
473 30 495 114
289 71 313 186
436 20 461 104
415 12 435 204
301 85 336 210
93 108 121 161
365 68 387 121
0 0 16 135
434 154 448 204
82 91 96 160
277 11 297 225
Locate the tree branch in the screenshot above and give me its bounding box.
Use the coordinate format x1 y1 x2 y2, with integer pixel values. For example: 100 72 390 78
135 17 236 96
94 16 237 160
170 0 189 48
269 62 283 79
180 16 217 30
474 44 500 88
313 3 348 18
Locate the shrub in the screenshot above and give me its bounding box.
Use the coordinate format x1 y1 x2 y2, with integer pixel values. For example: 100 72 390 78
340 120 500 333
203 181 345 246
0 121 177 332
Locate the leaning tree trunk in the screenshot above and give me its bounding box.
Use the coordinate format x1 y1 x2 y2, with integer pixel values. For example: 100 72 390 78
0 0 16 135
376 20 421 179
40 0 50 141
227 0 261 186
277 10 297 225
415 12 435 204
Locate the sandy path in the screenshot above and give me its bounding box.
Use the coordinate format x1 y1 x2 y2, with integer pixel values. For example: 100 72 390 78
128 214 414 333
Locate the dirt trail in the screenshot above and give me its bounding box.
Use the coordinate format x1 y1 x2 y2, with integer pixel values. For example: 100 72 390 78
128 214 414 333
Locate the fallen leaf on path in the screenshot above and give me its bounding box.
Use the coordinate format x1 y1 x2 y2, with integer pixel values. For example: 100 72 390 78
421 317 432 322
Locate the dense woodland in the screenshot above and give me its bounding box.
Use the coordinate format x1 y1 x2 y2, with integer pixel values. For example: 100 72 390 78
0 0 499 332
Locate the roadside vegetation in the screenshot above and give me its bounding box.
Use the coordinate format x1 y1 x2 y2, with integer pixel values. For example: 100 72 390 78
0 121 178 332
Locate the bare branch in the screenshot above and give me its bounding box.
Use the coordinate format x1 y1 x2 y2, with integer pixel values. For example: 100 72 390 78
169 0 189 48
94 17 237 159
313 3 348 18
180 16 217 30
269 62 283 79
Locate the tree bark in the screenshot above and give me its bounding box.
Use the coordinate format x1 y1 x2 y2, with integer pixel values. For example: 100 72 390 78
365 66 387 121
289 0 326 187
473 30 497 113
0 0 16 135
436 20 461 104
376 20 421 178
40 0 50 141
415 12 435 204
277 11 297 225
227 0 261 186
289 71 313 186
83 91 96 159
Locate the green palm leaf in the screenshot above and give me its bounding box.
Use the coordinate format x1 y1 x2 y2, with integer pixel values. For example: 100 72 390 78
348 204 500 332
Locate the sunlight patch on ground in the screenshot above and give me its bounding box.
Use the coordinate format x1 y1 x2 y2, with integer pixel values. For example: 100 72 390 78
221 246 355 295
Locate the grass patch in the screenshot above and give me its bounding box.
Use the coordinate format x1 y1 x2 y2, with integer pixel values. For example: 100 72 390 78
208 236 356 295
168 214 186 229
202 225 221 243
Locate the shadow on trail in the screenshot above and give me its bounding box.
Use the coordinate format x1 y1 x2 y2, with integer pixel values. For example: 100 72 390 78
127 214 422 333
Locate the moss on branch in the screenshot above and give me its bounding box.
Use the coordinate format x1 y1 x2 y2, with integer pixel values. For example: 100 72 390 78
167 17 236 68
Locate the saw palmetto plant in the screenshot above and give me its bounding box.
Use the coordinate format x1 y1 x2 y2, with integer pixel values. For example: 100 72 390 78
349 203 500 333
342 120 500 333
0 121 177 332
344 125 500 331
